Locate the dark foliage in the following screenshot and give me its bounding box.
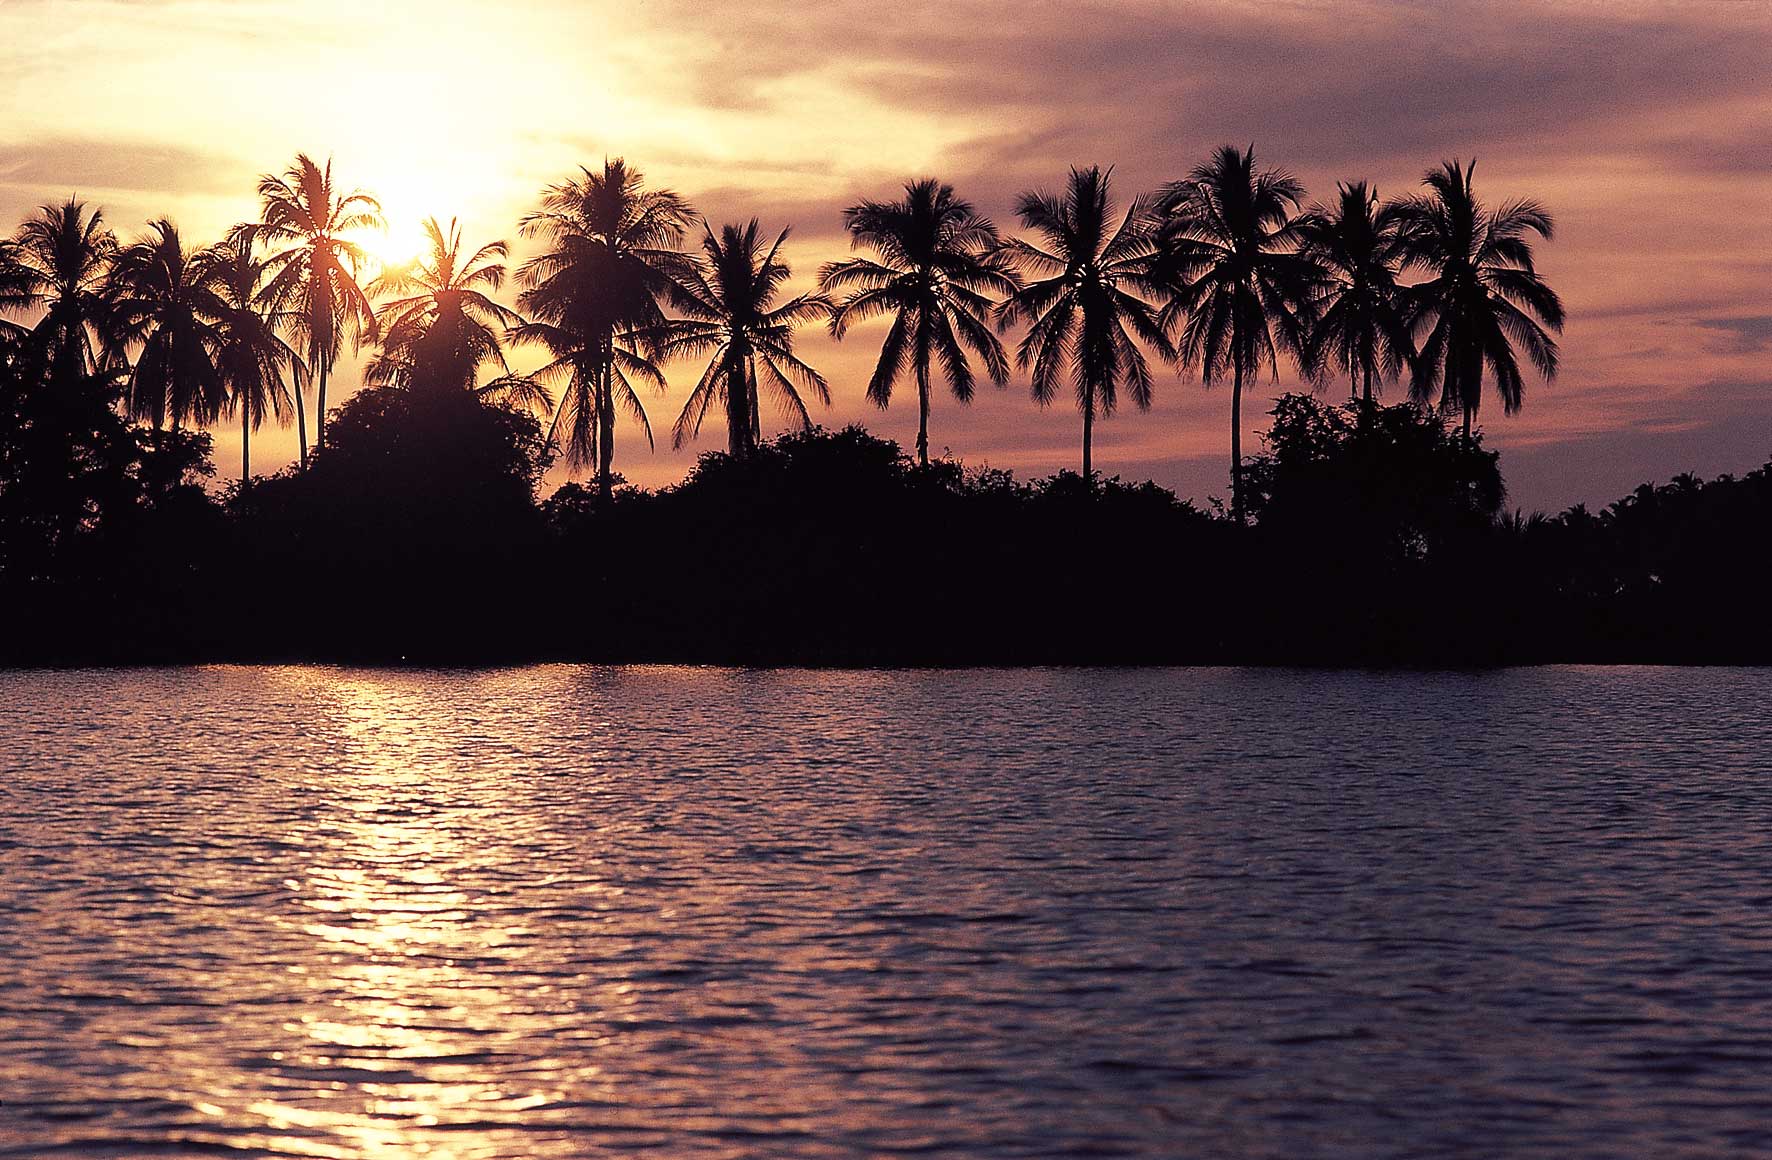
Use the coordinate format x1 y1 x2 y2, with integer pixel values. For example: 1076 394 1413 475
1498 469 1772 662
5 385 1772 664
540 425 1226 664
1244 393 1501 557
1235 394 1509 661
228 383 554 661
0 346 222 662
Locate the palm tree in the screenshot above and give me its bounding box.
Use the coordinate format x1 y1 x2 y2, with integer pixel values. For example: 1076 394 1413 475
515 158 694 500
254 154 382 467
106 220 229 430
1157 145 1321 521
366 217 550 415
0 237 34 345
996 166 1173 481
0 238 38 462
1392 159 1564 441
10 198 119 394
195 228 303 489
819 180 1017 466
650 220 831 457
1296 181 1413 408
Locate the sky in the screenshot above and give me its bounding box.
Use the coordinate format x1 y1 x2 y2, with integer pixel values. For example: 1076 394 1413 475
1 0 1768 513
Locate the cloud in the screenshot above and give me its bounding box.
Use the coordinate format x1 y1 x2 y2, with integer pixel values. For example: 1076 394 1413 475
0 136 248 198
1694 316 1772 354
633 0 1772 180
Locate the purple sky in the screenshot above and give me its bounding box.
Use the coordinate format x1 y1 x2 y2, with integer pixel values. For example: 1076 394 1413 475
2 0 1768 512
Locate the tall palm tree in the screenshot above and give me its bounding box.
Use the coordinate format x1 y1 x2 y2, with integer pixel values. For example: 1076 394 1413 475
1392 159 1564 441
195 228 303 488
516 158 694 500
996 166 1173 481
819 179 1017 466
254 153 381 467
106 219 229 430
1296 181 1413 408
366 217 550 415
650 220 831 457
10 198 119 394
1158 145 1321 521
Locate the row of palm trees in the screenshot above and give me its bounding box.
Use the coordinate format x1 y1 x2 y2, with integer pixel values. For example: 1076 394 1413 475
0 148 1563 519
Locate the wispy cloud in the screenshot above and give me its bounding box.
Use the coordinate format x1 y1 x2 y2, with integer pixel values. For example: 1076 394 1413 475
1694 316 1772 354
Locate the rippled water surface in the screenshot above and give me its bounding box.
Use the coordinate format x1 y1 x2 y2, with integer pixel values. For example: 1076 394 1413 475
3 666 1772 1158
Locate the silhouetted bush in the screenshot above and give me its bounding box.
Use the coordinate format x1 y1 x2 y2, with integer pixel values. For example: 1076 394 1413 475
6 384 1772 665
515 425 1226 663
0 344 230 661
1500 468 1772 661
229 384 552 661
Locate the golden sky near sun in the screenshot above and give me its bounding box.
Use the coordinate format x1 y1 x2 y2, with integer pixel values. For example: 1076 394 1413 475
2 0 1769 511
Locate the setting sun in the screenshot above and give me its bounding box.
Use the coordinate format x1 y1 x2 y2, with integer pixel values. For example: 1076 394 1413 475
365 214 431 272
343 169 459 275
349 213 428 277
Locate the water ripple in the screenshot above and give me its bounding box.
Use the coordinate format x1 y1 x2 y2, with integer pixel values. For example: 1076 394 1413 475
3 665 1772 1157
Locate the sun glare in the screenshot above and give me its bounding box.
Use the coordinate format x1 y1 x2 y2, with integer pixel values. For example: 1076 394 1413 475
347 211 429 278
369 215 431 273
342 169 449 277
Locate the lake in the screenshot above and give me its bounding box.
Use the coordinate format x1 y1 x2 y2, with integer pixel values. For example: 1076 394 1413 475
2 665 1770 1158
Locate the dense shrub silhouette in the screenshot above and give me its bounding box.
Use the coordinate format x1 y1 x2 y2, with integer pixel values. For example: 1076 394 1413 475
231 384 552 660
540 425 1226 664
4 387 1772 665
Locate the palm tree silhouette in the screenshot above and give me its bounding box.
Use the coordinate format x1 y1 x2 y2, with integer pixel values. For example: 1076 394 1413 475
650 220 831 457
1158 145 1320 520
10 198 120 394
820 180 1017 466
196 229 303 489
0 237 35 348
366 218 549 415
106 220 231 430
254 154 382 467
997 166 1172 482
1392 159 1564 441
516 159 694 500
1296 181 1413 407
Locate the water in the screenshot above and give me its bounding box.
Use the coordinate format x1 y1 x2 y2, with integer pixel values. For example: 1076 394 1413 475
2 666 1770 1159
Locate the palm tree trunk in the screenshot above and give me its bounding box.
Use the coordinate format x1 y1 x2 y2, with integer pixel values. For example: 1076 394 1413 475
293 386 307 472
1231 362 1244 522
1463 403 1472 444
1362 361 1373 407
315 363 329 454
916 366 930 468
726 357 749 459
597 364 615 503
241 408 250 491
1082 385 1094 484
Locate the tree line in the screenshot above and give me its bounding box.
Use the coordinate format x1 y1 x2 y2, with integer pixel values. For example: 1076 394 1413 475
0 147 1563 523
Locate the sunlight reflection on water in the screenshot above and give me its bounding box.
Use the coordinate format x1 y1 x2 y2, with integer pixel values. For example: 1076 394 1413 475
3 665 1772 1158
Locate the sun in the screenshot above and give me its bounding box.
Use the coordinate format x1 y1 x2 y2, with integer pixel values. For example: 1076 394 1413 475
368 215 431 273
343 172 439 276
348 209 430 278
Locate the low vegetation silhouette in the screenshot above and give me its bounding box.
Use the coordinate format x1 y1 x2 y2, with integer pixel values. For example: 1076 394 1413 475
3 144 1761 664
